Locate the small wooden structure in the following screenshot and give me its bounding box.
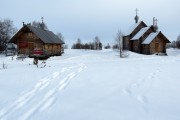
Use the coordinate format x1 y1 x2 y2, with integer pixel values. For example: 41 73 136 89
123 10 170 55
9 23 64 58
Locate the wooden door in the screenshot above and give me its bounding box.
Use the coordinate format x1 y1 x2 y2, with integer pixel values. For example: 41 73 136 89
28 43 34 54
155 43 159 53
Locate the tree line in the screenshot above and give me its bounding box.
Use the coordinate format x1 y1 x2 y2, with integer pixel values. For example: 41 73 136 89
71 36 103 50
167 34 180 49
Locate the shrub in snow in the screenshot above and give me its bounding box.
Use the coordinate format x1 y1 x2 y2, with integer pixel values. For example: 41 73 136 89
1 62 7 69
121 50 129 58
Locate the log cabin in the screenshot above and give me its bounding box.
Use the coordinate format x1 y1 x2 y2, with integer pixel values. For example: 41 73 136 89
9 23 64 58
123 10 170 55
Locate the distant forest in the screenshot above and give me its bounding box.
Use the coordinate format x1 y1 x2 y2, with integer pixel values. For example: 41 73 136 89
167 34 180 49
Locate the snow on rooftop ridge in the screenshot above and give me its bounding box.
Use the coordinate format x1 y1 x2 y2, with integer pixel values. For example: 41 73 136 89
124 22 141 36
142 31 160 44
131 27 150 40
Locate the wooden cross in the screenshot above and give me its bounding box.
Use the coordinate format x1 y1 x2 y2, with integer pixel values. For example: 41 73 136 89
155 19 158 25
41 17 44 23
135 8 138 15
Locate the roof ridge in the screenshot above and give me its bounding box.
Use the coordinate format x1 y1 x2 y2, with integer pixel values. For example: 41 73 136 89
26 25 63 44
27 25 52 32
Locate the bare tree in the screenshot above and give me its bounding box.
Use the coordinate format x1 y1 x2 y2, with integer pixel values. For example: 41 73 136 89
71 38 82 49
77 38 82 49
104 43 111 49
171 41 176 49
94 36 100 50
115 30 124 58
31 20 48 30
176 34 180 49
56 32 64 42
0 18 17 53
31 21 40 28
56 32 68 49
94 36 102 50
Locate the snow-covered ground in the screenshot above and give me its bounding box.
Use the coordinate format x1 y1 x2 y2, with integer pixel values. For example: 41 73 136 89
0 49 180 120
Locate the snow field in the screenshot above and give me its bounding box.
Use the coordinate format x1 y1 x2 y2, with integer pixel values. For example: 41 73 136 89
0 49 180 120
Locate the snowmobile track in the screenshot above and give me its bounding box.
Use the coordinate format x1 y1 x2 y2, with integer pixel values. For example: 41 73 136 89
0 63 87 120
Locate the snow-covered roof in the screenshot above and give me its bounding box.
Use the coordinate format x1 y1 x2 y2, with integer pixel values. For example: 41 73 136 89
131 27 150 40
142 31 160 44
124 22 141 36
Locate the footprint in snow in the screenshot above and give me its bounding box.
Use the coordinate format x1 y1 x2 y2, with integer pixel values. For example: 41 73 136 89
131 83 138 87
137 95 150 113
137 95 148 104
148 73 155 79
122 88 132 96
156 67 161 73
78 68 83 72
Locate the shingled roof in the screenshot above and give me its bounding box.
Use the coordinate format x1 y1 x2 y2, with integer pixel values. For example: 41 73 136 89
9 25 65 44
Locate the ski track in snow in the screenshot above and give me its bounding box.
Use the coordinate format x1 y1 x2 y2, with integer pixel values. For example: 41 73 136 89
122 57 168 114
0 63 86 120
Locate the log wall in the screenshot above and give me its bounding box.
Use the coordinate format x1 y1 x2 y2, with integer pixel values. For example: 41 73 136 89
149 36 166 54
17 32 62 56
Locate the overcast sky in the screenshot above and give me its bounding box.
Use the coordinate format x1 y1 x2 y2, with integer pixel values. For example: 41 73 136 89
1 0 180 46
